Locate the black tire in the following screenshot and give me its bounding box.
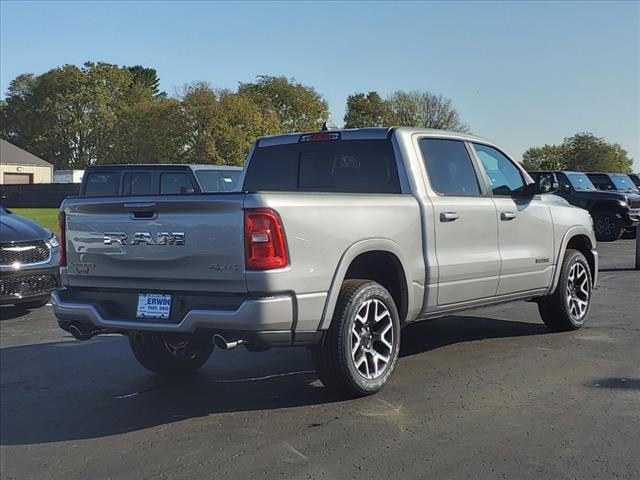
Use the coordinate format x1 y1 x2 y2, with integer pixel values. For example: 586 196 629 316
128 333 213 375
538 249 592 332
312 280 401 398
593 210 624 242
19 298 49 309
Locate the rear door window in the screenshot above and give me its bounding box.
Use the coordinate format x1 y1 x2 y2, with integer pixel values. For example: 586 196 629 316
123 172 153 195
161 172 195 194
244 139 400 194
419 139 481 196
588 174 614 190
84 172 121 196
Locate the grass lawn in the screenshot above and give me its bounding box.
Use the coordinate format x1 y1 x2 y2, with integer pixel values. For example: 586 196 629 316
10 208 60 233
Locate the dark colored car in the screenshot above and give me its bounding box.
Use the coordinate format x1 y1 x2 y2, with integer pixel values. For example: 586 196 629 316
0 206 60 308
586 172 640 194
80 164 242 196
530 171 640 242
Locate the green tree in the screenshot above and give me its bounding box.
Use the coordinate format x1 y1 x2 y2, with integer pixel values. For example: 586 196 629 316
343 91 390 128
127 65 165 98
386 91 469 132
104 97 189 164
521 144 567 171
238 75 328 132
521 133 633 173
563 133 633 173
180 83 281 166
0 62 154 169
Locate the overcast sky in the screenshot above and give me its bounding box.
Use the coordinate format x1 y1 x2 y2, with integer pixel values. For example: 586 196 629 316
1 0 638 169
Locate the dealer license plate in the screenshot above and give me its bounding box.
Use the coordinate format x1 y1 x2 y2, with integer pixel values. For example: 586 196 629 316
136 293 172 319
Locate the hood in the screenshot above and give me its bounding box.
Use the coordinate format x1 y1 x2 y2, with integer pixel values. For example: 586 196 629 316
0 209 52 243
573 189 638 201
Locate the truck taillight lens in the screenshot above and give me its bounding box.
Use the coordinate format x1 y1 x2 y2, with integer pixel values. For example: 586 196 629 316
58 212 66 267
244 208 288 270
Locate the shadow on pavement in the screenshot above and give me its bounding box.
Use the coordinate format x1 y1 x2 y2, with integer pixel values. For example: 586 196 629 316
598 267 638 272
0 315 549 446
588 378 640 390
0 305 31 321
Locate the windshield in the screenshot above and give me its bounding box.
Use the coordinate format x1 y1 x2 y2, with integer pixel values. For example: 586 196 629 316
195 169 242 192
610 174 639 192
566 173 596 191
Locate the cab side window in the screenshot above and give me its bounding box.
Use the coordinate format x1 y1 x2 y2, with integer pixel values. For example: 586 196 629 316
161 172 195 194
419 138 481 196
473 144 524 196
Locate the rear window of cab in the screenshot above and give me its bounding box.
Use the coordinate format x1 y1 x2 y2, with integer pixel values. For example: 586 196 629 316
244 139 401 194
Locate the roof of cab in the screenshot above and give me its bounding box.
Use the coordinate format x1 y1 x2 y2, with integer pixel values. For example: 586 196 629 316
256 126 495 148
84 164 241 171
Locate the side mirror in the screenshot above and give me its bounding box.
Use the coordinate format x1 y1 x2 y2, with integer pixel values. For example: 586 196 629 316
536 173 559 194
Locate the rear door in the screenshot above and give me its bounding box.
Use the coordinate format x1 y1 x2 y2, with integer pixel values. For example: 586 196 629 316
63 195 247 293
418 138 501 305
471 143 554 295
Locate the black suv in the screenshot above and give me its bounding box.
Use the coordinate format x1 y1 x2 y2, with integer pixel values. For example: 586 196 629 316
530 171 640 242
628 173 640 189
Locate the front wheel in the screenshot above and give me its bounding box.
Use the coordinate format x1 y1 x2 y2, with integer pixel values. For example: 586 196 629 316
593 210 624 242
312 280 401 398
129 333 213 375
537 249 592 332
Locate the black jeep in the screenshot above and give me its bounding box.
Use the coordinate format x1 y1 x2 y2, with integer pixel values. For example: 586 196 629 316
530 171 640 242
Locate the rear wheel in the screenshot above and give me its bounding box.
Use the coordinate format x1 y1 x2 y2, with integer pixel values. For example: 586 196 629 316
312 280 401 398
128 333 213 375
538 249 592 332
593 210 623 242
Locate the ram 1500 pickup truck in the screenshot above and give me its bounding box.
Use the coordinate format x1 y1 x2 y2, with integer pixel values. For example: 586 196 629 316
53 127 598 397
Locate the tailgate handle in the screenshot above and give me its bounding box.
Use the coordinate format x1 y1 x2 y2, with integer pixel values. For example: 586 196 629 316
124 202 157 219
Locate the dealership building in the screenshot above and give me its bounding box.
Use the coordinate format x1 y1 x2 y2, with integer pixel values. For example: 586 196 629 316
0 139 54 184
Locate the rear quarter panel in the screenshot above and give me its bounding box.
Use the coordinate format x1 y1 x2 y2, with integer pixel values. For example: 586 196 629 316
244 193 425 330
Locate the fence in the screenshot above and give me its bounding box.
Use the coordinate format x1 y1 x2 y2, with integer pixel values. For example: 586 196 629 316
0 183 80 208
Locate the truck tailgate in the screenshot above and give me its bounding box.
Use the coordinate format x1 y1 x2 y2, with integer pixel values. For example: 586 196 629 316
62 194 247 293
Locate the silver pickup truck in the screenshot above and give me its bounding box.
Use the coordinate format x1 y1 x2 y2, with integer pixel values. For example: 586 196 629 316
53 127 598 397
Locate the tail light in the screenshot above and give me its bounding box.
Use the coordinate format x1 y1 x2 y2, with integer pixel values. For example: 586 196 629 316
244 208 288 270
58 212 66 267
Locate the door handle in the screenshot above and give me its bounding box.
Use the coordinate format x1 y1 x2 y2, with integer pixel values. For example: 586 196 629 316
501 211 517 221
440 212 459 222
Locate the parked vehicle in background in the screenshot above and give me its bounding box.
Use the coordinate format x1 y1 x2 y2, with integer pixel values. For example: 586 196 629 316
586 172 640 194
80 164 242 196
0 206 60 308
628 173 640 189
53 127 598 397
529 171 640 242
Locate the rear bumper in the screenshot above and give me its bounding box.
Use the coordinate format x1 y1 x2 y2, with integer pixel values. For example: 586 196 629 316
51 289 323 346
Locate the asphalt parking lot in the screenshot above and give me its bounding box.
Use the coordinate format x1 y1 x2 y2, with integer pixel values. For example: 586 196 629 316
1 240 638 480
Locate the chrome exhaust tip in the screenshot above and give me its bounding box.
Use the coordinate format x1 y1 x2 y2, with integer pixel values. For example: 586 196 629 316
213 334 243 351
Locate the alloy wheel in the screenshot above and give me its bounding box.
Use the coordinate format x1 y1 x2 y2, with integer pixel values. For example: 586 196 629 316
566 262 590 320
596 216 614 236
350 299 394 380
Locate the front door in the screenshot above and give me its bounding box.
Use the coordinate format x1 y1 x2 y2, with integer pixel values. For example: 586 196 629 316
418 138 501 305
471 143 555 295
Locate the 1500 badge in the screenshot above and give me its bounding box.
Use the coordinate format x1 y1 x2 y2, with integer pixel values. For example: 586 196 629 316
104 232 185 246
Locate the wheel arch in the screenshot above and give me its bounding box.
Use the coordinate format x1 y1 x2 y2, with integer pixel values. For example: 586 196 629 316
318 239 413 330
590 201 625 215
549 227 598 294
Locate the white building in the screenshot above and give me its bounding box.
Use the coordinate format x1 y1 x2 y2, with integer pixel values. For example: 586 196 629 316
0 139 54 184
